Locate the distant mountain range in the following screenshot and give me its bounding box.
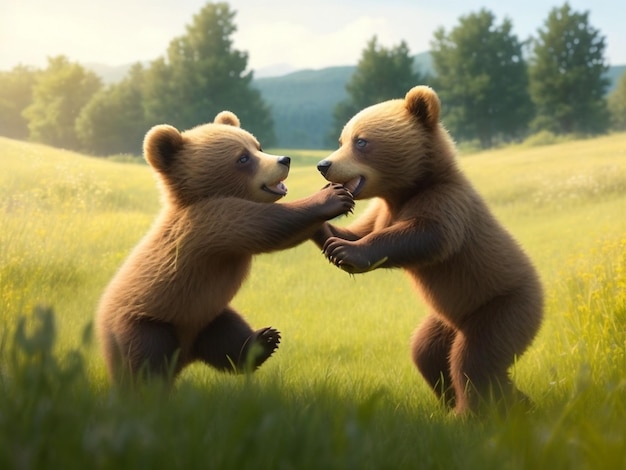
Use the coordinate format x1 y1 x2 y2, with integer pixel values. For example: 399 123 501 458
252 52 436 149
88 53 625 149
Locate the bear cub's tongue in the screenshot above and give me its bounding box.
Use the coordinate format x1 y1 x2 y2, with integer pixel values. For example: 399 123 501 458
344 176 364 195
267 181 288 195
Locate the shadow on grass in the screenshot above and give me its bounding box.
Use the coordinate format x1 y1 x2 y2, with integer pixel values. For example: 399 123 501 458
1 307 624 470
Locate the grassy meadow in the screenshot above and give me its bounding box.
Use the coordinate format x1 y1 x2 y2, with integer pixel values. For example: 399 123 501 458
1 134 625 469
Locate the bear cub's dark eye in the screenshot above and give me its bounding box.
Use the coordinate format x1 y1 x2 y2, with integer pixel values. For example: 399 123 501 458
238 154 250 164
355 138 368 149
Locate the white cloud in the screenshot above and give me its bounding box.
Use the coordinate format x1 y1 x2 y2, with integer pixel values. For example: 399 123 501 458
235 16 397 71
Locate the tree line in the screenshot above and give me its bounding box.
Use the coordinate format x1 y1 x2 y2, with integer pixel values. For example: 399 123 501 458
1 2 625 155
0 2 274 156
334 4 625 149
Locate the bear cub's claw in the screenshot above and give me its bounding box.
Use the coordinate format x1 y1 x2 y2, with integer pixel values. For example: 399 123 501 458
242 327 281 370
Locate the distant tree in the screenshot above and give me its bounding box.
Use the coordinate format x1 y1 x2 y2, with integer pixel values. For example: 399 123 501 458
329 36 424 144
430 9 533 148
143 2 275 145
529 3 610 135
607 72 626 131
142 57 177 125
23 56 102 149
76 63 148 155
0 65 39 140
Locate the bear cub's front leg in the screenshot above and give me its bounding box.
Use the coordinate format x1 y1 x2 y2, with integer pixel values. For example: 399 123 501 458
323 237 389 274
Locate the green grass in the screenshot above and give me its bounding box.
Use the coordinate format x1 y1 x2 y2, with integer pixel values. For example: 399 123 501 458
1 134 626 469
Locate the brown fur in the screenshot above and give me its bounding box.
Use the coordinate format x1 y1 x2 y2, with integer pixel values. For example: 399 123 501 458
314 86 544 414
96 111 354 385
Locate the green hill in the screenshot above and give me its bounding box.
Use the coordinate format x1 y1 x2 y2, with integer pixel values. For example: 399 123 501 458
253 66 352 149
253 52 435 149
254 53 625 149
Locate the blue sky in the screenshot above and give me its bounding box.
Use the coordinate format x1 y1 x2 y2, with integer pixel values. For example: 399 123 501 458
2 0 624 76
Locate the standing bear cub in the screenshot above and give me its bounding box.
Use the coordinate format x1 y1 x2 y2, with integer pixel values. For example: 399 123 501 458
96 111 354 385
315 86 543 414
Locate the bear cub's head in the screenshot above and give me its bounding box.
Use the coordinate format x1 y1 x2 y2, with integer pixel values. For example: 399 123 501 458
317 85 445 200
144 111 290 205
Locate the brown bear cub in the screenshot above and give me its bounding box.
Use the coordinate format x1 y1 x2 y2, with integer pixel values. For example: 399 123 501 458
314 86 543 414
96 111 354 386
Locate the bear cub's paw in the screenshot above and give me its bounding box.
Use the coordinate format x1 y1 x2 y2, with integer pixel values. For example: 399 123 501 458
241 327 281 371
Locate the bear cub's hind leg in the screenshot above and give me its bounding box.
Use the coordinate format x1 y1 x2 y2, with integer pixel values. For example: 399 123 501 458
106 316 181 385
193 307 281 373
411 315 457 408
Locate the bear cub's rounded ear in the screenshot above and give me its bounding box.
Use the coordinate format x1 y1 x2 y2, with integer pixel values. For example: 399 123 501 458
405 86 441 129
214 111 241 128
143 124 184 171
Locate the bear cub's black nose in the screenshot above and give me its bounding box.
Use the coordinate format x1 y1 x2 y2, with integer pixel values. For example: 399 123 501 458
278 156 291 168
317 160 332 176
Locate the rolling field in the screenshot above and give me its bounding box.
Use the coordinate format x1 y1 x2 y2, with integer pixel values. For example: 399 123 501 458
1 134 625 469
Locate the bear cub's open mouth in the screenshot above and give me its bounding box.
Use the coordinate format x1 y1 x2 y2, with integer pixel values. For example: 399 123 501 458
262 181 288 196
344 176 365 197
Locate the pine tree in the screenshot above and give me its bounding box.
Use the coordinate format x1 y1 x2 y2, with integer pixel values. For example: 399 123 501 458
431 9 532 148
142 2 275 145
529 3 610 135
329 36 424 143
